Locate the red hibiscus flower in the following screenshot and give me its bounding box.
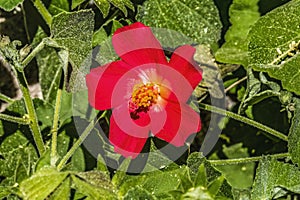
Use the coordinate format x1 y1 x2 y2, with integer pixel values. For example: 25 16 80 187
86 22 202 159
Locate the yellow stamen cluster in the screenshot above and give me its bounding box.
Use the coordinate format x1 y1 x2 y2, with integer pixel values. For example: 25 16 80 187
131 83 160 109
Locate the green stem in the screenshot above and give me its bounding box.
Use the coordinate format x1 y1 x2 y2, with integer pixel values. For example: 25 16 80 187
21 39 45 68
32 0 53 27
198 103 288 141
208 152 289 165
0 93 14 104
50 84 63 166
17 71 45 155
0 113 29 125
57 111 107 171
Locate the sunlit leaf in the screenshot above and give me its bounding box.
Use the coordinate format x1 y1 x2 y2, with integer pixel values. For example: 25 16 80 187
72 171 117 199
215 0 259 66
94 0 134 18
251 156 300 199
0 131 38 186
288 98 300 166
137 0 222 46
20 167 68 200
51 10 94 92
248 0 300 95
0 0 23 11
211 143 255 189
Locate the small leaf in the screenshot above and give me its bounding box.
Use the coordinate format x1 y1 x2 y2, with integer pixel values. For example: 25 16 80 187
92 28 107 47
212 143 255 189
71 0 86 9
182 186 214 200
251 156 300 199
194 163 207 187
48 0 70 15
137 0 222 46
248 0 300 95
109 0 134 16
288 98 300 166
51 10 94 92
72 172 117 199
94 0 110 17
207 175 224 197
71 147 85 171
215 0 259 66
20 167 68 200
0 131 38 185
48 178 71 200
0 0 23 11
124 186 156 200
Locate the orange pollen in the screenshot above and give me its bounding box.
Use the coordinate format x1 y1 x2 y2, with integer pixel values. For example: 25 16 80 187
129 83 160 119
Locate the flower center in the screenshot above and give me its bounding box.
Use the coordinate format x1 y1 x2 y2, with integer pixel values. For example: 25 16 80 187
129 82 160 119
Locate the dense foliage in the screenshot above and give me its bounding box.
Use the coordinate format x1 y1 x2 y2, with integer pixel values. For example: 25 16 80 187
0 0 299 199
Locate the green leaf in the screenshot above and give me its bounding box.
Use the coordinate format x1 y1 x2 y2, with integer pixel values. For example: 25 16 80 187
92 28 107 47
94 0 110 17
248 0 300 95
71 0 85 9
110 0 134 16
212 143 255 189
187 153 233 199
288 98 300 166
124 186 156 200
48 0 70 15
0 0 23 11
51 10 94 92
48 178 71 200
137 0 222 46
182 186 214 200
71 147 85 171
251 156 300 199
94 0 134 18
0 131 38 186
20 167 68 200
215 0 259 66
72 171 117 199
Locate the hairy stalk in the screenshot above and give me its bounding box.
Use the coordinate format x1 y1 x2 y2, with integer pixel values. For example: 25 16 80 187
17 71 45 155
0 113 29 125
57 111 107 171
0 93 14 104
50 71 63 166
21 39 45 68
208 152 289 165
32 0 53 27
198 102 288 141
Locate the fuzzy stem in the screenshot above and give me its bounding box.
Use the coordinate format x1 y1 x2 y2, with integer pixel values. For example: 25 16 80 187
208 152 289 165
32 0 52 27
57 111 107 171
0 93 14 104
21 39 45 68
198 103 288 141
17 71 45 155
50 81 63 166
0 113 29 125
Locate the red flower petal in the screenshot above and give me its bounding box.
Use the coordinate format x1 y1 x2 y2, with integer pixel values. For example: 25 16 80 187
112 22 167 66
169 45 202 89
109 104 150 158
153 102 201 146
86 61 133 110
154 64 195 103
